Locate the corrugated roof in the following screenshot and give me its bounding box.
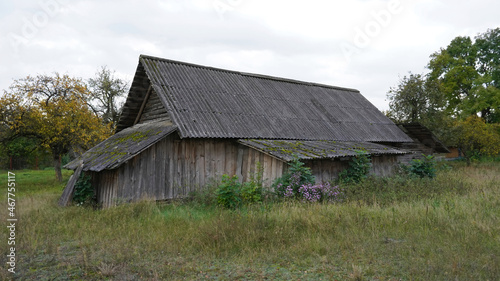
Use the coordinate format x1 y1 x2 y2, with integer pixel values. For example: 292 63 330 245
397 123 450 153
117 55 412 143
65 121 177 172
239 139 409 162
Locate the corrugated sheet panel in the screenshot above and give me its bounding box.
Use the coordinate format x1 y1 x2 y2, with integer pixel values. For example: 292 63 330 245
398 123 449 153
238 139 409 162
120 55 412 142
65 121 177 172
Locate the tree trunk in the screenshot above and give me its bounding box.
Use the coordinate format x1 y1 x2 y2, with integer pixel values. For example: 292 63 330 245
54 153 63 182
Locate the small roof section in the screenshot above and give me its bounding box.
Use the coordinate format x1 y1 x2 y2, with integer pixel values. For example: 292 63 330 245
65 121 177 172
239 139 408 162
397 123 450 153
117 55 413 143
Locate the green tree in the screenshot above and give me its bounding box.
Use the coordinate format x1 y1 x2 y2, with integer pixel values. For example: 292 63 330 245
87 66 128 129
0 74 111 181
474 28 500 122
428 29 500 121
386 73 453 143
387 72 445 123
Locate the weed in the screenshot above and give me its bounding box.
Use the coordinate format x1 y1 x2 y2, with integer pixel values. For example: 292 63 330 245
408 154 437 178
215 174 242 209
73 172 94 206
338 150 371 184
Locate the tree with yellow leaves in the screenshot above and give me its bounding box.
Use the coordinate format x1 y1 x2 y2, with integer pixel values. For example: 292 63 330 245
0 73 112 181
454 115 500 165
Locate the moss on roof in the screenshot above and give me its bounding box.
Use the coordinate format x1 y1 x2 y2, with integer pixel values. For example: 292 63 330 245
65 121 176 172
238 139 407 161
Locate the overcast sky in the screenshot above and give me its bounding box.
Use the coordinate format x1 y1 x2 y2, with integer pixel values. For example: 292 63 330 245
1 0 498 110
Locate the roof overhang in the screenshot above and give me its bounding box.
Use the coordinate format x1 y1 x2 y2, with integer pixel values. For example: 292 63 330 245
238 139 409 162
65 121 177 172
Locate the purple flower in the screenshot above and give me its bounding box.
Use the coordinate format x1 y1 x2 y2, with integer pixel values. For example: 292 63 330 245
297 182 343 203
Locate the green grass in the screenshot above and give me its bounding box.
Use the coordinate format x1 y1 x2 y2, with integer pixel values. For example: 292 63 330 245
0 163 499 280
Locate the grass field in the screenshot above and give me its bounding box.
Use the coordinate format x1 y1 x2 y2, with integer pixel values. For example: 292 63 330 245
0 163 499 280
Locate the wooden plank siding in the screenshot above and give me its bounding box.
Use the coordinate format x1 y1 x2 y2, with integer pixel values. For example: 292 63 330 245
138 90 171 123
92 134 286 208
303 154 399 183
91 133 400 208
370 155 398 177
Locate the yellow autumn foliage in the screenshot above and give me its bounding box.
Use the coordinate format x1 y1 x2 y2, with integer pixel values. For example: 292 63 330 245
0 73 112 180
455 115 500 162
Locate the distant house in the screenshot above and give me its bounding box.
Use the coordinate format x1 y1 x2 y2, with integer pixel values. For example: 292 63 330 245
65 55 414 207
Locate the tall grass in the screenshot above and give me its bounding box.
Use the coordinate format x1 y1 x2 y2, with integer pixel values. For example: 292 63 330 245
0 163 499 280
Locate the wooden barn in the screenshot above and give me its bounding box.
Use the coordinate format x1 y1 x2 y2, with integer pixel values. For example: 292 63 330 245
64 55 414 207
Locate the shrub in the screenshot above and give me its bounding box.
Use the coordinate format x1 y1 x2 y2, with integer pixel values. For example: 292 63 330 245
215 175 242 209
215 174 263 209
338 151 371 184
240 181 262 204
273 158 315 198
73 172 94 206
408 154 436 178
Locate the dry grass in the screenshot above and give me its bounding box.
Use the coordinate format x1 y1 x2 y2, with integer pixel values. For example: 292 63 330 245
0 163 499 280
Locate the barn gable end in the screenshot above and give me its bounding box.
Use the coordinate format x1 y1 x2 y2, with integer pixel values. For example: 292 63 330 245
137 89 171 124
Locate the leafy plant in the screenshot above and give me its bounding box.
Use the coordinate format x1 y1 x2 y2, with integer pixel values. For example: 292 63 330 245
408 154 437 178
73 172 94 206
338 151 371 184
215 175 242 209
240 182 262 204
215 174 263 209
273 158 315 198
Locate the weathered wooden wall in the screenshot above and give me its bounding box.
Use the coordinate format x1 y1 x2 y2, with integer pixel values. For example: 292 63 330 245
304 154 399 183
370 155 398 177
138 90 171 123
92 134 286 208
91 133 401 208
304 159 349 183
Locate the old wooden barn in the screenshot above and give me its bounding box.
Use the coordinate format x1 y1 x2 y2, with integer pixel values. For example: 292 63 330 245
65 55 416 207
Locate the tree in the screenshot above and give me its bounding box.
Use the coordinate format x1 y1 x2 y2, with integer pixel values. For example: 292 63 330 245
87 66 128 129
474 28 500 123
387 72 445 123
428 29 500 121
454 116 500 165
0 74 111 181
386 72 454 143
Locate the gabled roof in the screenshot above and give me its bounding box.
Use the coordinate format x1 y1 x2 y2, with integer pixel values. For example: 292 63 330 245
65 121 176 172
239 139 408 162
117 55 412 143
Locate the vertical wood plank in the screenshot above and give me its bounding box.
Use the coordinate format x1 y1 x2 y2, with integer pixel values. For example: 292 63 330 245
188 139 196 191
262 154 270 186
174 138 181 198
216 141 225 178
204 141 212 183
168 136 174 199
236 145 244 179
197 140 205 188
180 139 187 196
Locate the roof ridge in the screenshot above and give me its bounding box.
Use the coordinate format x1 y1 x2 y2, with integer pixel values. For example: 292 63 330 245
139 54 360 93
